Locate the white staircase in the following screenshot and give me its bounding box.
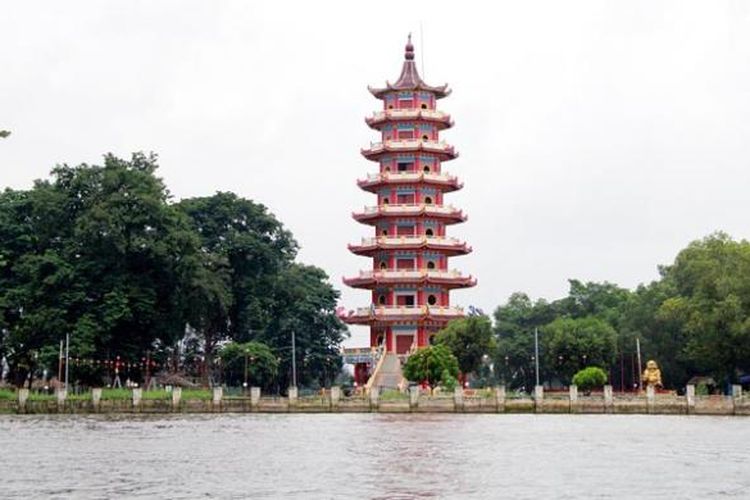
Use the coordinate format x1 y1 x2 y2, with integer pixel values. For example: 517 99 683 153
368 353 404 391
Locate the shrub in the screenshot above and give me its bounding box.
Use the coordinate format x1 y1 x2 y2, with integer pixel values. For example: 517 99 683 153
572 366 608 393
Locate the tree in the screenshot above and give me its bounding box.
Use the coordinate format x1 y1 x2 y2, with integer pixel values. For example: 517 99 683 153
176 192 298 342
219 341 278 391
0 131 10 138
493 292 555 390
656 233 750 385
572 366 608 394
542 316 617 383
262 263 348 389
0 153 198 386
402 345 459 391
435 315 494 378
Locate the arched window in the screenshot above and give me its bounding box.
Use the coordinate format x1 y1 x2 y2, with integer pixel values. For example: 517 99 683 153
422 134 429 141
382 197 389 205
427 294 437 306
423 165 431 173
421 103 427 110
376 334 385 345
424 196 433 205
425 228 434 237
428 335 436 345
378 294 387 305
427 261 436 269
381 229 388 236
388 105 394 110
379 261 387 270
385 166 391 172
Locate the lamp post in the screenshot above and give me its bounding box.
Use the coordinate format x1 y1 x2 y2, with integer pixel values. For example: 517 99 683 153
534 327 540 387
291 330 297 389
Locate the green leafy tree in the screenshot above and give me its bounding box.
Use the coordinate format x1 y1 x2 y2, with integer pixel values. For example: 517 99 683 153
572 366 608 393
493 293 556 389
435 315 494 378
262 263 348 389
0 130 10 138
542 316 617 383
402 345 459 391
219 341 278 391
176 192 297 342
0 153 198 386
657 233 750 385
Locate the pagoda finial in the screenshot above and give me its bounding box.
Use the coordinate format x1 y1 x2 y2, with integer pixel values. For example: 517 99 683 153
405 33 415 61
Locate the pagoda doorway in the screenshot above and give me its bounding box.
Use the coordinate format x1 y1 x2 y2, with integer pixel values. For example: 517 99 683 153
395 332 415 354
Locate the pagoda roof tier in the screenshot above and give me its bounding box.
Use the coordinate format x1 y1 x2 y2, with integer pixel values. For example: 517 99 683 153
348 236 472 257
357 171 463 193
368 35 451 100
341 305 464 325
361 139 458 161
343 269 477 290
352 203 467 225
365 109 453 130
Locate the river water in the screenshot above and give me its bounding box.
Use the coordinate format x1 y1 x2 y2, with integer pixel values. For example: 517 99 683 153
0 414 747 499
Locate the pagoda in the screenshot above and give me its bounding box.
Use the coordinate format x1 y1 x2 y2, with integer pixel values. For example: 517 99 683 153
342 36 475 386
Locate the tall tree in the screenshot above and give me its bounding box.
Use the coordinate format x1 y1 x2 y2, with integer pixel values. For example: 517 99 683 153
435 315 494 377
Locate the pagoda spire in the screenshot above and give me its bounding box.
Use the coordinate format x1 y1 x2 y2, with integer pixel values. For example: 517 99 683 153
368 34 451 99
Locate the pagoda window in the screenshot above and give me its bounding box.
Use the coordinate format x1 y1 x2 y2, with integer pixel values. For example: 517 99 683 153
427 260 436 269
397 161 413 172
396 258 414 270
425 228 434 237
397 294 416 306
378 294 387 305
384 166 391 172
422 134 429 141
398 97 414 109
421 103 427 109
427 294 438 306
428 335 436 345
398 130 414 140
379 261 387 270
424 196 433 204
388 105 394 110
381 229 388 236
397 193 414 204
423 165 431 173
396 225 415 237
382 197 389 204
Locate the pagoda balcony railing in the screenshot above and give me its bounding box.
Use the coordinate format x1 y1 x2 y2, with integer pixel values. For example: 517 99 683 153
357 203 464 217
355 269 467 280
364 139 455 154
368 109 452 122
360 171 461 185
357 235 465 247
351 305 464 318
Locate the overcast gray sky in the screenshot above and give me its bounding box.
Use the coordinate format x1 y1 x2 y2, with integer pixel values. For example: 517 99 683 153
2 1 750 346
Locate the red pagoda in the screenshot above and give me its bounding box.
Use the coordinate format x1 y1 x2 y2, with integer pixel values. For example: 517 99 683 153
342 36 475 388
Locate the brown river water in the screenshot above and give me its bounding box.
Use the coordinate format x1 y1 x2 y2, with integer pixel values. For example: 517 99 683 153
0 414 748 499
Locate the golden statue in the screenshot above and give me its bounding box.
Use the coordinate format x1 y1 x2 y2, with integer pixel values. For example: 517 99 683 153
642 360 663 388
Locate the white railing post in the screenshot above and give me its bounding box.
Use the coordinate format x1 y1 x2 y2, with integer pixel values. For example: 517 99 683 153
18 388 29 412
92 388 102 410
132 388 142 409
171 387 182 410
495 386 506 413
686 385 695 414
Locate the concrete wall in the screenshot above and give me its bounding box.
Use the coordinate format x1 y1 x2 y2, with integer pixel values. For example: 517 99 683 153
1 386 748 415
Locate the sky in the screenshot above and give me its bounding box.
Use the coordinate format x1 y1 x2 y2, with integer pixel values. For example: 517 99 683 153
2 1 750 347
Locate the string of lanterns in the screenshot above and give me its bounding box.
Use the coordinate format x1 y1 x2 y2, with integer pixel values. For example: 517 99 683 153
66 356 161 370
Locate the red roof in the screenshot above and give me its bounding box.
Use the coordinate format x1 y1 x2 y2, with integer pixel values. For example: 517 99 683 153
368 35 451 99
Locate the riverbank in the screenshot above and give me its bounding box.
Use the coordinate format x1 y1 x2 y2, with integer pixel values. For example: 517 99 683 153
2 385 748 416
